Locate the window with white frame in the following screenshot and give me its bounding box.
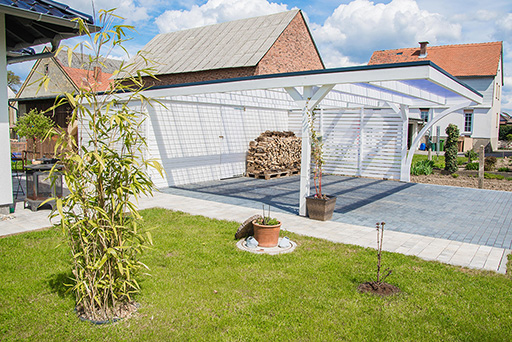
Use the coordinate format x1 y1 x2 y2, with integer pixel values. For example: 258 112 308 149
420 108 429 122
464 110 473 133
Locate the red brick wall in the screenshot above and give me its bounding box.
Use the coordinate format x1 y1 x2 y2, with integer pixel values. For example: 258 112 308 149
143 67 257 87
255 12 324 75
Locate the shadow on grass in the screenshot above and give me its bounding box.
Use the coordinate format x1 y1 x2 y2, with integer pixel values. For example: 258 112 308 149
48 271 74 298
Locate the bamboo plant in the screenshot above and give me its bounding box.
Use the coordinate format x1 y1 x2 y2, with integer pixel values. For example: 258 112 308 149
48 10 163 322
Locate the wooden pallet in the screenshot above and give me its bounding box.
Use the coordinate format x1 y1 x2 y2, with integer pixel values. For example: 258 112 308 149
247 169 299 180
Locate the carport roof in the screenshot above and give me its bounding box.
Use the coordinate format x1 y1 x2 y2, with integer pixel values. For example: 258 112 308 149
140 60 483 108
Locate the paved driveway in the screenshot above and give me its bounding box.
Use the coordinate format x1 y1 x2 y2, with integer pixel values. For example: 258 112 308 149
164 175 512 249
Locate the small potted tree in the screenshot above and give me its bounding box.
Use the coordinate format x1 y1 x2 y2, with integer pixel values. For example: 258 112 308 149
306 110 337 221
252 206 281 247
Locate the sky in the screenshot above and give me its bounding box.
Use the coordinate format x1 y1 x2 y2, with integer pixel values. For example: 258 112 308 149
8 0 512 112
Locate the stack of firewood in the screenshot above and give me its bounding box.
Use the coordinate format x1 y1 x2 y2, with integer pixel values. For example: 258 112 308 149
246 131 301 178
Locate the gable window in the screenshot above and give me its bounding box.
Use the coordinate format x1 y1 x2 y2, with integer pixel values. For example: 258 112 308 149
44 64 49 76
464 110 473 133
420 108 429 122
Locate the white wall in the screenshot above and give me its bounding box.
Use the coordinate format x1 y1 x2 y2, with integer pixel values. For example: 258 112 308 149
0 13 13 214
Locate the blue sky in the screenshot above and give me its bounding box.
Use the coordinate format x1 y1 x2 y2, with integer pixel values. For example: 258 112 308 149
8 0 512 111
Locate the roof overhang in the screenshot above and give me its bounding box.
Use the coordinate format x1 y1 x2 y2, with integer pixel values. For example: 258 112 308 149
1 3 100 63
133 61 483 108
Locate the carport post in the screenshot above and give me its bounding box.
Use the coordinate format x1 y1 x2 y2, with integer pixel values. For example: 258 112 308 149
285 85 334 216
299 104 312 216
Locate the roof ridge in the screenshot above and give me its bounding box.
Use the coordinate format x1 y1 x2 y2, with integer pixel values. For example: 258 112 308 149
376 41 502 52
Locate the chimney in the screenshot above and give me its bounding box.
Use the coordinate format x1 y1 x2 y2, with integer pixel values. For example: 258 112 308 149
93 66 101 80
419 41 429 58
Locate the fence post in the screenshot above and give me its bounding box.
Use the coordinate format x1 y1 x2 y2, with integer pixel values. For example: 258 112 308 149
478 145 484 189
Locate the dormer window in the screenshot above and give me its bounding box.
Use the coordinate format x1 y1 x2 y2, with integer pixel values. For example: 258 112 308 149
44 64 49 76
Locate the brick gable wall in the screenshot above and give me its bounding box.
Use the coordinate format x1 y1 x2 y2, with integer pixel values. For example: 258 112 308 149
255 12 324 75
141 11 323 87
140 67 256 88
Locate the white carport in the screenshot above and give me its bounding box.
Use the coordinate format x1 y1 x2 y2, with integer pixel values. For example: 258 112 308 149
121 61 483 216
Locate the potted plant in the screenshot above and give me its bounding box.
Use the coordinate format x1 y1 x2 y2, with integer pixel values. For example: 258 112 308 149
252 206 281 247
305 110 337 221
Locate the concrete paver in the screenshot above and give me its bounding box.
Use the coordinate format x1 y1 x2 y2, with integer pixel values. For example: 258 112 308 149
1 178 510 274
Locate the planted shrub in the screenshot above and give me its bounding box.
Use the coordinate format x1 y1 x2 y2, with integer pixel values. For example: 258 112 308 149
465 162 479 170
485 173 504 180
464 149 478 163
498 167 510 172
452 173 459 178
507 134 512 141
411 159 434 175
484 156 497 171
444 124 460 174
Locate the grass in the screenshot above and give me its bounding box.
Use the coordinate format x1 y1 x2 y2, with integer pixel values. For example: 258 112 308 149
412 154 467 169
1 208 511 341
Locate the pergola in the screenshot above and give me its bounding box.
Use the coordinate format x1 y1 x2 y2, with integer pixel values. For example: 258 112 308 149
0 1 98 214
123 61 483 216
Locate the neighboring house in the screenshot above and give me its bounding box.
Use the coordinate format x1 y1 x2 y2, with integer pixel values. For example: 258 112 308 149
500 112 512 126
125 9 324 87
14 51 122 156
368 41 503 151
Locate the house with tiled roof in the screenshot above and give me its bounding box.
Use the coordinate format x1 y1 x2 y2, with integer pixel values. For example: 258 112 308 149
369 41 503 151
14 50 122 156
125 9 324 87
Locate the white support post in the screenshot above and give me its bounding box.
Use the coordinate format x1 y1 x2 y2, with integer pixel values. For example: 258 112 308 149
299 105 311 216
399 105 409 181
0 14 12 214
403 101 473 181
357 107 364 177
286 85 334 216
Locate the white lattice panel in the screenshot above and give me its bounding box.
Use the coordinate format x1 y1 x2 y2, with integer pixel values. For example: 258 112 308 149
146 91 290 187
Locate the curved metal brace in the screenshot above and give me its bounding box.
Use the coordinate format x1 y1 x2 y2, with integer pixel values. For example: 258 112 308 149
403 101 473 182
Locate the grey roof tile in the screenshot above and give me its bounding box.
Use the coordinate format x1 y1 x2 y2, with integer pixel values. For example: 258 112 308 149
127 10 299 75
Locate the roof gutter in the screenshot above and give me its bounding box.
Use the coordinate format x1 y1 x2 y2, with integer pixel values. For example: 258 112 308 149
7 39 59 65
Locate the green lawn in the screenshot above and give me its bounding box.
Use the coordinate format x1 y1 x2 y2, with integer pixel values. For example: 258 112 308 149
412 154 467 169
1 208 511 341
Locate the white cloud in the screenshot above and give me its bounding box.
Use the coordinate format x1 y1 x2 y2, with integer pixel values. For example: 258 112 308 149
312 0 461 67
155 0 290 33
64 0 150 23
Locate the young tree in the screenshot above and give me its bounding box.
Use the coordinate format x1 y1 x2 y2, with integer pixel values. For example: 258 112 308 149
444 124 460 174
49 10 162 322
7 70 21 92
13 108 54 157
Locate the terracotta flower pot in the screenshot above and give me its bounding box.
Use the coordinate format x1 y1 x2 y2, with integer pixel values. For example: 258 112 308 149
306 195 337 221
252 220 281 247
